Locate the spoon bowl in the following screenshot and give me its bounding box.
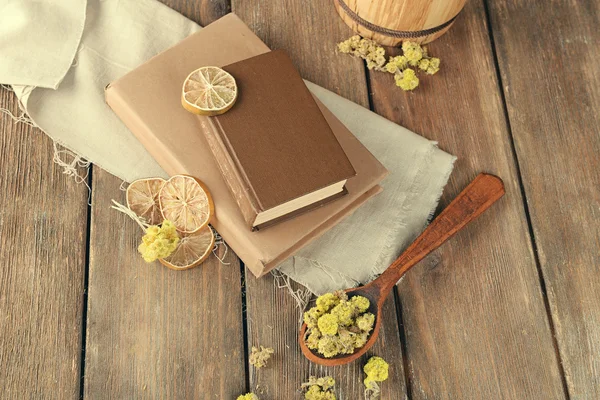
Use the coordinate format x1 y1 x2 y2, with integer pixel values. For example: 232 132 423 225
299 173 505 366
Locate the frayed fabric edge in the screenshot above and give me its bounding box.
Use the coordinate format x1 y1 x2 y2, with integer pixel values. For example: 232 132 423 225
367 141 456 284
271 269 313 326
2 84 93 202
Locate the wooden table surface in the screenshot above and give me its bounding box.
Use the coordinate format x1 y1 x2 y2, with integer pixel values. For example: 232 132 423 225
1 0 598 399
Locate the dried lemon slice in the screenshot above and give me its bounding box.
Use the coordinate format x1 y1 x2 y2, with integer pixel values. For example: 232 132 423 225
159 175 214 233
159 226 215 270
181 66 237 116
126 177 166 225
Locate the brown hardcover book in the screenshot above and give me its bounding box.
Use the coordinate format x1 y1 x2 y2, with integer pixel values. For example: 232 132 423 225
205 50 356 229
105 13 388 277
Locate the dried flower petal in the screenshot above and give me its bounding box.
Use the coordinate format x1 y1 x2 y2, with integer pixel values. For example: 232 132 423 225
237 393 259 400
138 220 180 262
249 345 274 369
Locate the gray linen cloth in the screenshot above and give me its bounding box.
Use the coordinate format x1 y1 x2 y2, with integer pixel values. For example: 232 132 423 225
0 0 455 294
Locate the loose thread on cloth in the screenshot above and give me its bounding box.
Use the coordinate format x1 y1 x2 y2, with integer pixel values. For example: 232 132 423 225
211 227 230 265
1 86 95 195
0 105 36 127
53 142 92 205
271 269 312 325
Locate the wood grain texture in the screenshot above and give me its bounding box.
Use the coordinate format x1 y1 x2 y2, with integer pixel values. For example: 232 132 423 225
83 3 246 399
0 88 88 398
159 0 231 27
488 0 600 397
84 169 246 399
232 0 407 398
368 0 567 398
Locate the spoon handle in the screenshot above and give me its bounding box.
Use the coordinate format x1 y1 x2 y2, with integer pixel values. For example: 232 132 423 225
375 173 505 294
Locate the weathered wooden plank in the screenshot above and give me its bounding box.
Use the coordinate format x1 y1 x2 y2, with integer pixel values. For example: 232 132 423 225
367 0 567 398
0 88 88 398
83 3 247 399
84 169 246 399
232 1 407 398
488 0 600 397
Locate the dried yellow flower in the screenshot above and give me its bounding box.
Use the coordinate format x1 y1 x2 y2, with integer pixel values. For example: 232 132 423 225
402 41 424 66
316 293 340 312
317 335 341 358
138 220 180 262
249 345 274 369
395 68 420 91
364 356 389 383
237 394 259 400
350 296 370 313
336 36 387 71
356 313 375 332
337 328 357 354
354 331 369 349
317 313 339 335
336 36 441 92
304 307 324 329
302 376 336 400
303 292 375 357
364 356 389 400
426 57 441 75
306 329 321 350
330 301 355 326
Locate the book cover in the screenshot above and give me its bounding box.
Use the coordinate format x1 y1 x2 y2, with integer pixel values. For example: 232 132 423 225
206 50 355 229
105 13 388 277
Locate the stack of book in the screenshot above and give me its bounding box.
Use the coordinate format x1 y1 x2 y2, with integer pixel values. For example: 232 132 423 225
106 14 387 277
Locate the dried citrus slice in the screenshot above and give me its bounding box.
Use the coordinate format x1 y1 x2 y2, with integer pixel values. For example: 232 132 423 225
159 175 214 233
181 66 237 116
159 226 215 270
126 177 166 225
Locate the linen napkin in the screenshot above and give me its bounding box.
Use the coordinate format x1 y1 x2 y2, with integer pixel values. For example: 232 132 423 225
0 0 456 294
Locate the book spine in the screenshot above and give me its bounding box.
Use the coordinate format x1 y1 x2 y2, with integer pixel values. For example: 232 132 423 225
202 117 261 229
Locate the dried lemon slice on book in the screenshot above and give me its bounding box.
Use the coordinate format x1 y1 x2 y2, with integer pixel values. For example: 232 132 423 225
159 226 215 270
126 177 166 225
181 66 237 116
159 175 214 233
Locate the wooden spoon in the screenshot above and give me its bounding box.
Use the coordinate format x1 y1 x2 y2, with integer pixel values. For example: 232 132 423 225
299 173 505 366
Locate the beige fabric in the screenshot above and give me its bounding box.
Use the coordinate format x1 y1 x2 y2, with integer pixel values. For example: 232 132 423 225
0 0 86 89
0 0 456 294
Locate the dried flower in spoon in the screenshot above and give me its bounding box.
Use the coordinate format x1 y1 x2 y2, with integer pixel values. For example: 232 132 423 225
303 291 375 358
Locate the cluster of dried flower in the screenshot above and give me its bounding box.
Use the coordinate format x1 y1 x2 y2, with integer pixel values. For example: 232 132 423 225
138 220 179 262
236 351 389 400
236 393 259 400
363 356 389 400
249 345 274 369
301 376 337 400
337 35 441 91
303 291 375 358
